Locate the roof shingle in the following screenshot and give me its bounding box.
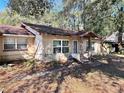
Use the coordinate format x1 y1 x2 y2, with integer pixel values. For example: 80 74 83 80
0 25 34 36
22 22 86 36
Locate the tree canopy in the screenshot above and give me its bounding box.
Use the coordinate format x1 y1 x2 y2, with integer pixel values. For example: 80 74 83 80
0 0 124 37
60 0 124 35
8 0 53 18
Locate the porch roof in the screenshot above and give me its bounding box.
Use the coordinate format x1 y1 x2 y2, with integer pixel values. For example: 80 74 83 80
80 31 100 38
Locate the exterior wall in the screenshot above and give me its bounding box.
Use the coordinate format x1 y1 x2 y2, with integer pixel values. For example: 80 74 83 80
42 34 80 61
78 37 101 55
0 34 102 62
94 40 101 55
0 36 35 62
42 34 102 61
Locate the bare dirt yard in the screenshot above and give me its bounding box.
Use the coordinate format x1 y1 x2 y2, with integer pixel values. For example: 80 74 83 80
0 54 124 93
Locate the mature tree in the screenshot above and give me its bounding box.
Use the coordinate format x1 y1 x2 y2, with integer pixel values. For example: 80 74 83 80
40 11 66 27
61 0 124 37
114 5 124 47
0 10 21 25
107 0 124 50
61 0 124 56
5 0 124 38
0 10 41 25
8 0 53 18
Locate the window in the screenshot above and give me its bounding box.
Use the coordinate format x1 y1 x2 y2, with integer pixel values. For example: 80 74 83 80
17 38 27 49
53 41 61 53
53 40 69 54
4 38 16 50
4 37 27 51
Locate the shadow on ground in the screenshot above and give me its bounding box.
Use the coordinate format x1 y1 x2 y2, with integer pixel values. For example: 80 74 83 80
43 54 124 93
2 54 124 93
93 54 124 78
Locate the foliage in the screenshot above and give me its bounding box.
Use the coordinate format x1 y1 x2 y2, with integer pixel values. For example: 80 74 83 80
0 10 44 25
0 10 21 25
1 0 124 37
61 0 124 35
8 0 53 18
23 60 35 68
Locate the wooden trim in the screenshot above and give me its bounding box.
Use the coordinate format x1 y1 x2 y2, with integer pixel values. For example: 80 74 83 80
3 49 28 52
80 31 99 38
3 34 35 37
21 23 40 35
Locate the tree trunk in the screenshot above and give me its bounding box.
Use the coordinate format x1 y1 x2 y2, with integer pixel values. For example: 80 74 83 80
117 7 123 52
118 25 123 52
118 27 123 45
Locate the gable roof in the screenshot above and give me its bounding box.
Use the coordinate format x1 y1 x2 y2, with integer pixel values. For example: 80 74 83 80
80 31 99 38
22 22 99 38
0 25 34 36
22 22 89 36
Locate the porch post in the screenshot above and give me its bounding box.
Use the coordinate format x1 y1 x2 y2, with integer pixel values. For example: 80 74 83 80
88 37 91 57
80 37 84 61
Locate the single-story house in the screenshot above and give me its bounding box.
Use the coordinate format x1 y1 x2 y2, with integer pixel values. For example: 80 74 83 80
0 22 102 62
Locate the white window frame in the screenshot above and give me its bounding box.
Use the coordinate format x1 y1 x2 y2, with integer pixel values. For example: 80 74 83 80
3 37 28 51
72 40 78 53
3 37 16 50
53 39 69 54
17 37 28 50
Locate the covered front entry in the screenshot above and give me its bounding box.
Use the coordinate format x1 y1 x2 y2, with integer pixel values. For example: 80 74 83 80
80 32 100 61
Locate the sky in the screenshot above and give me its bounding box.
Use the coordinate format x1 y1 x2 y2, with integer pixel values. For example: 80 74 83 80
0 0 8 11
0 0 63 12
53 0 63 12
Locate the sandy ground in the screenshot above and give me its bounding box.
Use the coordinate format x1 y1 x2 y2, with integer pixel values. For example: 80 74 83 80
0 54 124 93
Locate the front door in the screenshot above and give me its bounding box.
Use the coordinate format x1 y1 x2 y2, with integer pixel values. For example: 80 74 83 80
73 40 78 53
